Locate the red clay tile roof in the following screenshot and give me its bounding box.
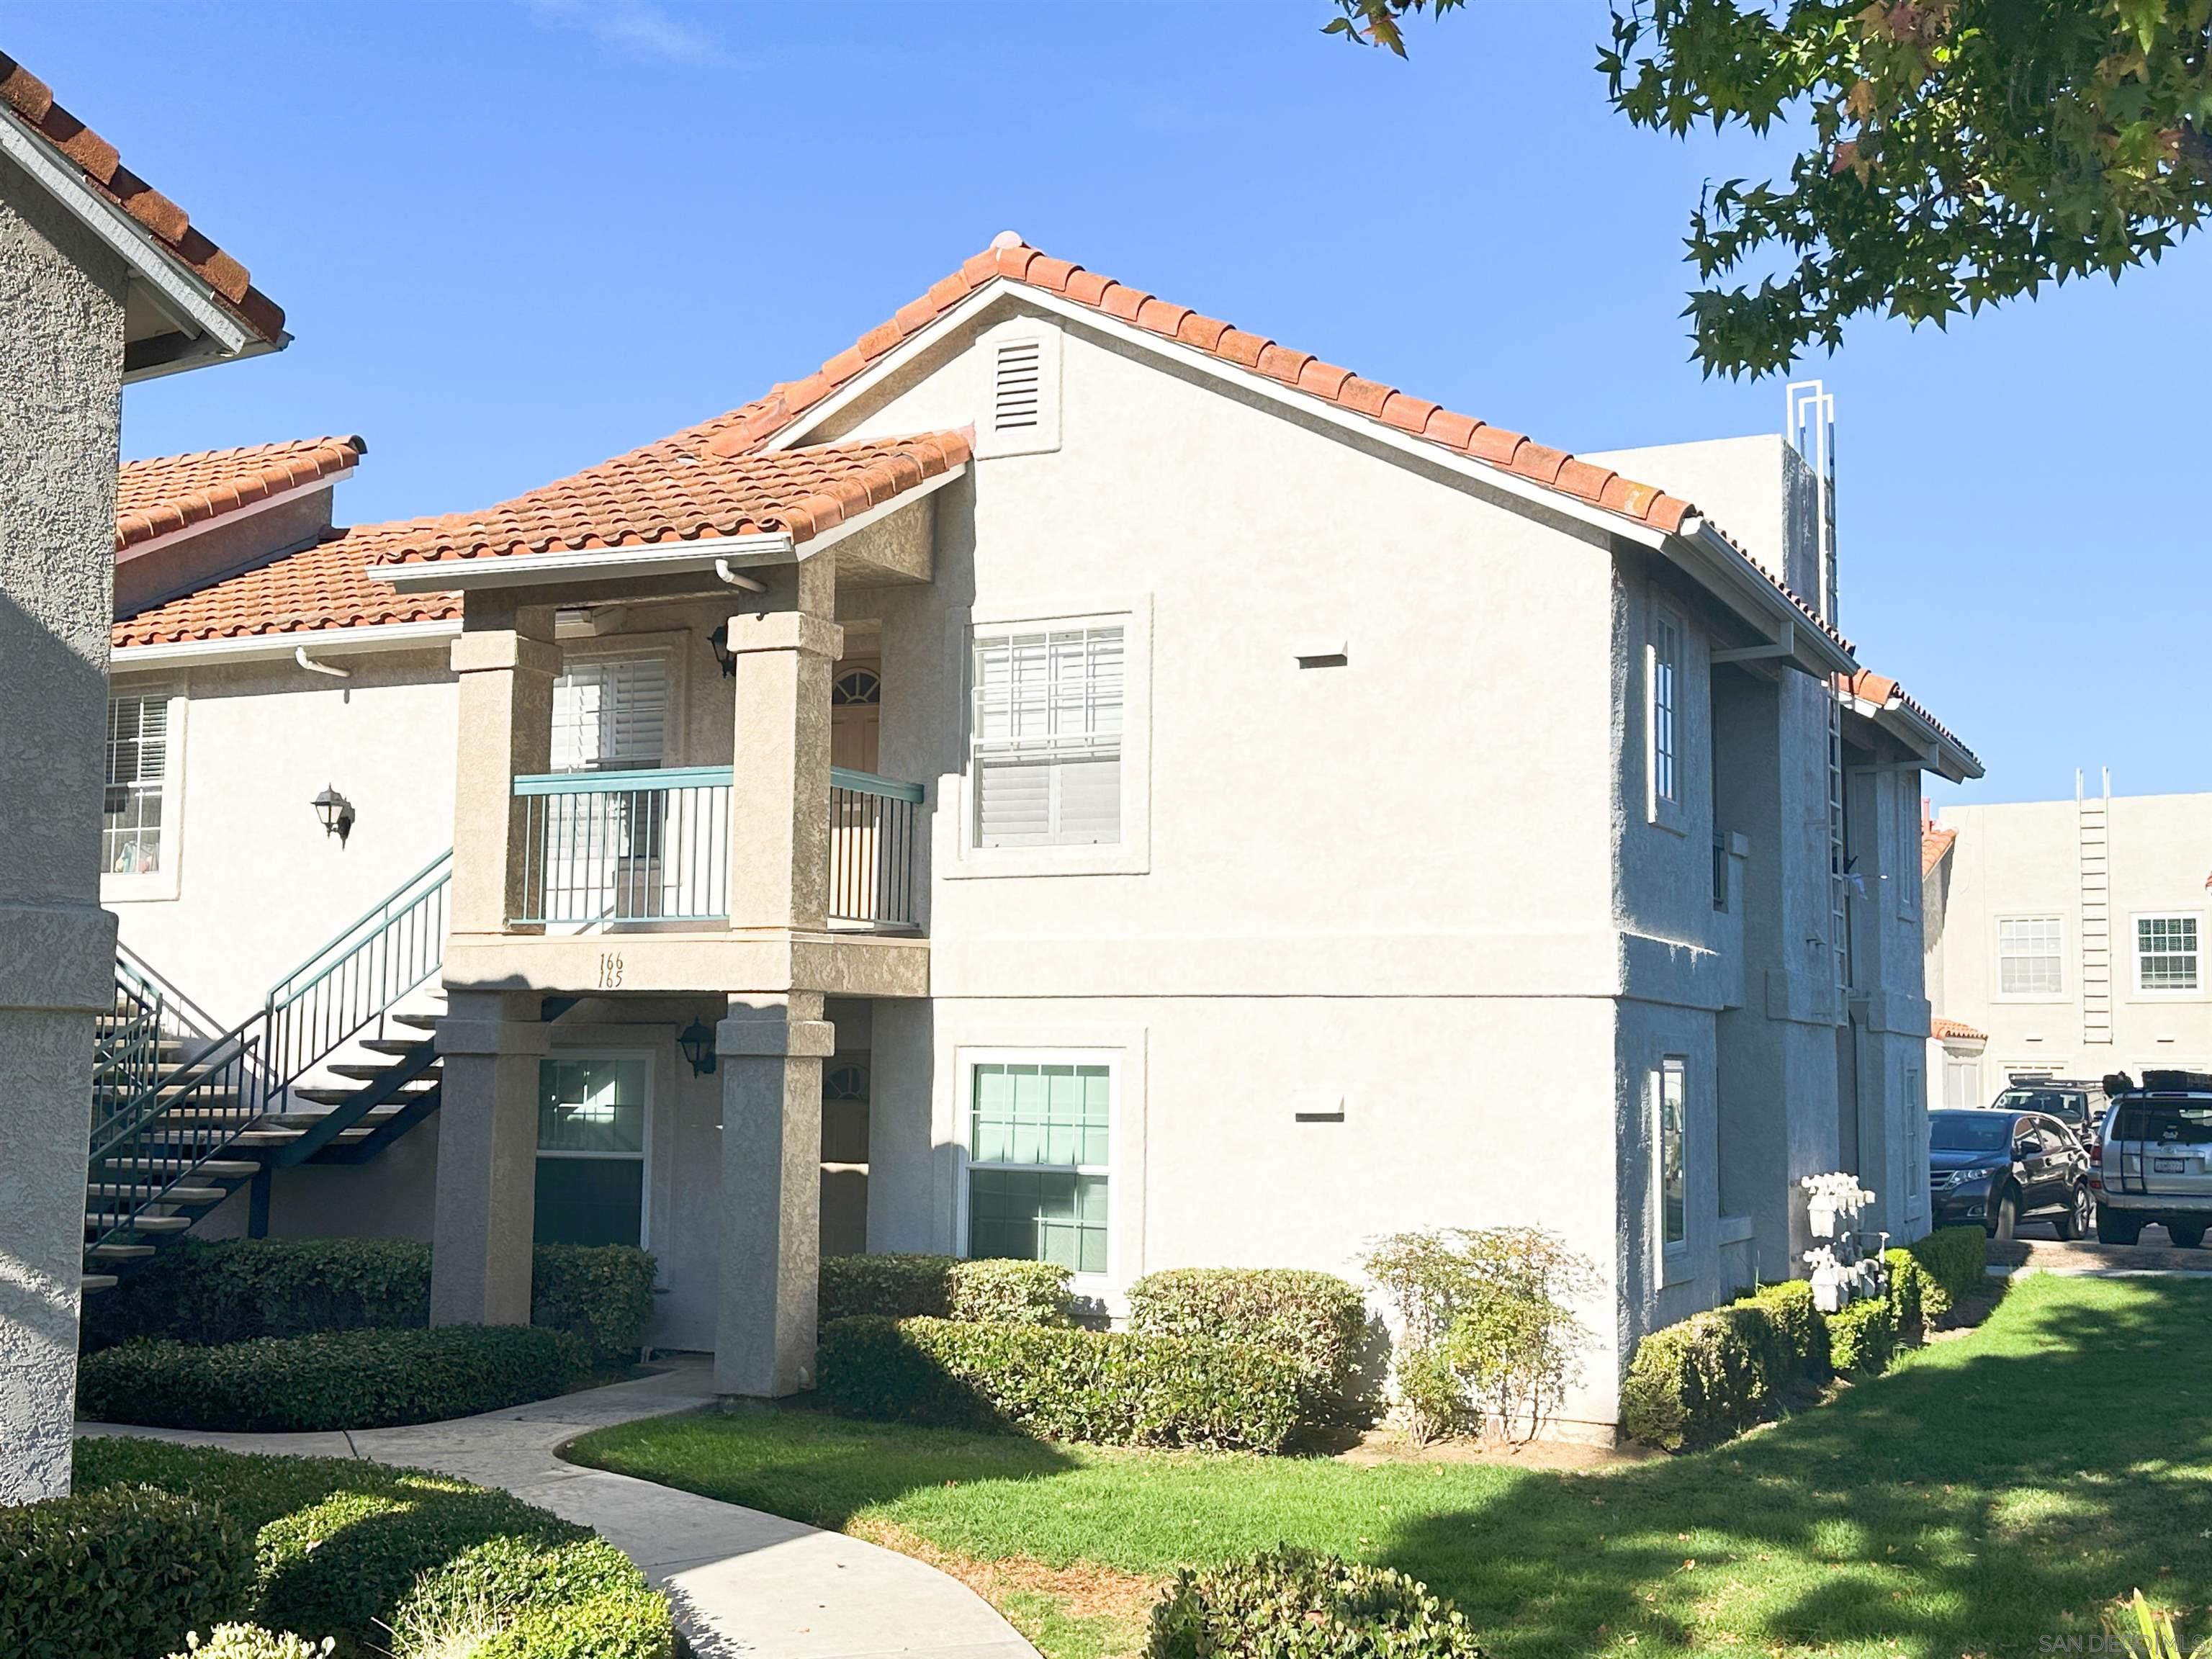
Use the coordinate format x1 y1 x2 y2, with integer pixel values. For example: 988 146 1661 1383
365 430 971 569
116 436 362 552
114 520 459 648
1932 1017 1987 1043
1838 669 1978 770
693 234 1851 656
0 52 284 344
113 431 973 645
1923 826 1958 878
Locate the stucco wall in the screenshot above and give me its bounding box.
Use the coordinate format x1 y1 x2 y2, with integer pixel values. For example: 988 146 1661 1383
107 648 458 1022
0 149 129 1501
1933 791 2212 1079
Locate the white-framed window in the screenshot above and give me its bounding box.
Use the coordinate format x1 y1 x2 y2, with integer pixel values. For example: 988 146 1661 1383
1904 1066 1925 1215
2134 913 2201 994
1646 606 1682 826
1653 1057 1688 1255
1895 783 1919 917
102 687 174 875
1996 915 2064 998
961 1053 1112 1279
534 1053 651 1249
553 652 670 773
970 624 1123 849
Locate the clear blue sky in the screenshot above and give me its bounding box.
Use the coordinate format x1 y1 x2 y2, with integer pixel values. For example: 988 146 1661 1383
15 2 2203 806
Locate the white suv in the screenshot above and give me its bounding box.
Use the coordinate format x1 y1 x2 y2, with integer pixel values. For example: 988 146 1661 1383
2093 1071 2212 1248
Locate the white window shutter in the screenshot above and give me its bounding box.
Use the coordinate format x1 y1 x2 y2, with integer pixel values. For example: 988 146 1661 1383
554 655 668 772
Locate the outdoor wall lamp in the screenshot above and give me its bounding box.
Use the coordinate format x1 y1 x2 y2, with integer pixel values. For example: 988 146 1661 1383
312 785 356 846
706 623 737 678
678 1017 718 1076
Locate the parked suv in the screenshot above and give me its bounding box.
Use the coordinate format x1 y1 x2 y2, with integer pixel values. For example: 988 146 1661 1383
1928 1108 2093 1240
2092 1071 2212 1248
1991 1076 2108 1154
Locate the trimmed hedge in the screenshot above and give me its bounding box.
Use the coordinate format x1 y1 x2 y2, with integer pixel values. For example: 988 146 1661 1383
1619 1280 1833 1453
1826 1295 1899 1376
1148 1546 1487 1659
819 1315 1305 1451
74 1439 672 1659
1908 1224 1988 1325
77 1325 590 1431
1883 1247 1926 1346
78 1237 656 1365
0 1484 253 1659
1126 1267 1369 1411
818 1252 1074 1326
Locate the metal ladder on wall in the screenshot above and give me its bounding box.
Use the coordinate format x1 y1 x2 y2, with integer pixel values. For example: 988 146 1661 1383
84 850 453 1292
1790 379 1851 1007
2078 768 2114 1049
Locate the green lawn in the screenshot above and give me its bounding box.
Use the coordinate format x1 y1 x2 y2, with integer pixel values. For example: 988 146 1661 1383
572 1276 2212 1659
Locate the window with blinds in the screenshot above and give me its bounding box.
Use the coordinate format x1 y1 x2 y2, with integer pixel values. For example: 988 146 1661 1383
552 655 668 773
971 626 1123 848
1997 916 2063 997
103 691 170 874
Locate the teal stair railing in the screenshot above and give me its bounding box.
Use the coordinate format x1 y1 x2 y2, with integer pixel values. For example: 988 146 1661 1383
86 850 453 1263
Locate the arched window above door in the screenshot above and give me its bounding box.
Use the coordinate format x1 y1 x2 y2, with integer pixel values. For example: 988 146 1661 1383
832 667 881 707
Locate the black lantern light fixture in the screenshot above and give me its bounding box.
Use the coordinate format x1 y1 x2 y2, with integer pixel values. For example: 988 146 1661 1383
678 1017 717 1076
312 785 356 845
706 623 737 678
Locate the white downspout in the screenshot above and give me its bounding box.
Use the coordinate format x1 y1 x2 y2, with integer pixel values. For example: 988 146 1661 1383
295 646 351 679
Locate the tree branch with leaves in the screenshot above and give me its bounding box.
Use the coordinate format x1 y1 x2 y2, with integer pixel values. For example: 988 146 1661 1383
1328 0 2212 376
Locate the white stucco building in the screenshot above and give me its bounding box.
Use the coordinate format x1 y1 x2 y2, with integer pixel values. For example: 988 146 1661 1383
94 235 1978 1435
1925 781 2212 1107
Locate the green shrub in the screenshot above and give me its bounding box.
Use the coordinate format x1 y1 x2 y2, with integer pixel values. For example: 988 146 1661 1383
1745 1280 1832 1380
1127 1267 1369 1412
1619 1282 1832 1453
1825 1295 1899 1376
1884 1248 1926 1345
1148 1545 1487 1659
530 1244 657 1364
1908 1225 1988 1324
80 1238 655 1364
80 1237 432 1351
168 1626 331 1659
819 1315 1305 1451
0 1484 253 1659
77 1325 590 1431
73 1440 673 1659
819 1253 1072 1326
1362 1228 1597 1442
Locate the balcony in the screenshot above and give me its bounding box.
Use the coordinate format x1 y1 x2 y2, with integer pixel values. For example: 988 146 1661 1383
507 765 925 932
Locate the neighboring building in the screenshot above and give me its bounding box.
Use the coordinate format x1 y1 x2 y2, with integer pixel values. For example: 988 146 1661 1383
96 234 1976 1437
1926 781 2212 1105
0 52 285 1501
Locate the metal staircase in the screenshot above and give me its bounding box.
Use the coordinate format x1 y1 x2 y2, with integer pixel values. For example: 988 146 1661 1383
84 851 452 1293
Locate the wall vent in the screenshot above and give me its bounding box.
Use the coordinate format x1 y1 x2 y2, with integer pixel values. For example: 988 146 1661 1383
974 319 1061 458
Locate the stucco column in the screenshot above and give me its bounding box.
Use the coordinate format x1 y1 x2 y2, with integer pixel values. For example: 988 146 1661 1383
716 992 833 1395
430 991 549 1326
0 163 127 1501
449 614 558 936
725 606 842 932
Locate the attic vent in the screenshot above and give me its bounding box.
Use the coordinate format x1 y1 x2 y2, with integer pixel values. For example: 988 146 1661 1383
993 340 1043 431
974 320 1060 459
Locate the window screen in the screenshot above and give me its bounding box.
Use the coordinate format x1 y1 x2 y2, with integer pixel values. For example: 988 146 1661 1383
1998 917 2063 997
967 1061 1110 1274
1650 614 1679 808
971 626 1123 848
535 1056 647 1248
2138 915 2200 992
103 691 169 874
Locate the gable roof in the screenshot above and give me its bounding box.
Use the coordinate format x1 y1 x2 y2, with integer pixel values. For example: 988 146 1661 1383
117 436 362 552
364 429 971 571
0 52 284 345
113 431 971 646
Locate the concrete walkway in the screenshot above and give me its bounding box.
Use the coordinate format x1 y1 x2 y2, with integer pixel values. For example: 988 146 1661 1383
78 1359 1039 1659
1990 1236 2212 1276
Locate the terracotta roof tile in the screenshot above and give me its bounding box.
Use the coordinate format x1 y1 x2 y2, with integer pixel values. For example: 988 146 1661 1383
365 428 972 569
1931 1017 1986 1043
115 436 363 552
1838 669 1979 770
113 521 460 648
0 52 284 344
1923 825 1958 878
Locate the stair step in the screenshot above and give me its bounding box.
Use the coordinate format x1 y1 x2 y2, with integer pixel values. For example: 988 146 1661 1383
84 1213 193 1234
86 1183 223 1205
261 1106 409 1128
290 1082 436 1107
99 1157 261 1178
360 1038 432 1056
389 1012 442 1035
328 1062 404 1079
81 1274 118 1294
134 1128 298 1146
86 1244 156 1261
